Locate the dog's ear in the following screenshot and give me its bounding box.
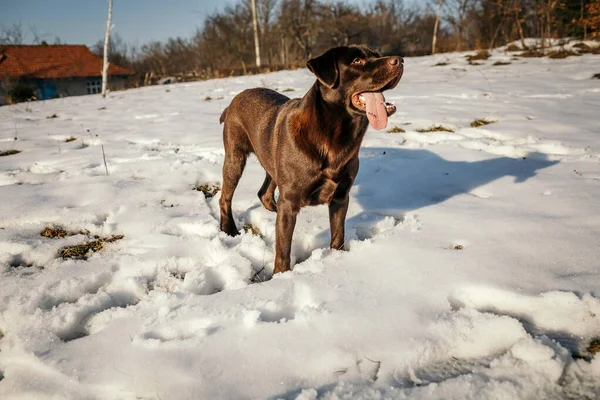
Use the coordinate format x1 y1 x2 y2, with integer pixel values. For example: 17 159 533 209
306 48 339 89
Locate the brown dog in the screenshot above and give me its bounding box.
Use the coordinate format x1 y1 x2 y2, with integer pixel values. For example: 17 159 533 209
219 45 403 274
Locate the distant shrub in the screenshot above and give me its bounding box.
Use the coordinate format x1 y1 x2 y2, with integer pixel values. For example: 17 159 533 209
8 85 35 104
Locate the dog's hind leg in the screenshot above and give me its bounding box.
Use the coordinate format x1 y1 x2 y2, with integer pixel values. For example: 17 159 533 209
220 119 251 237
258 173 277 212
220 148 247 236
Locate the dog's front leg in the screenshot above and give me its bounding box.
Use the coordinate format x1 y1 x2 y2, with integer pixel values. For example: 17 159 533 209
329 195 349 250
273 198 298 274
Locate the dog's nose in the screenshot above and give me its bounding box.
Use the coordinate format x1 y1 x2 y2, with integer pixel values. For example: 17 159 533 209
389 57 403 66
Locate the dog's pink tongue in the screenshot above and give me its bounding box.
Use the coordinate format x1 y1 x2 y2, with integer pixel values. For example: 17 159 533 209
363 92 388 130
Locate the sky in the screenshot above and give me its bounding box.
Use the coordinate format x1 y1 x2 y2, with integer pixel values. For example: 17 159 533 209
1 0 373 48
1 0 235 47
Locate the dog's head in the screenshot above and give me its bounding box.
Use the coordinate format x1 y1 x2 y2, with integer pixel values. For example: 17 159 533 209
306 45 403 130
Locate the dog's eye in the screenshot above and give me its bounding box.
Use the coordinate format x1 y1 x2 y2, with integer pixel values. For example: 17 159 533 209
352 58 363 65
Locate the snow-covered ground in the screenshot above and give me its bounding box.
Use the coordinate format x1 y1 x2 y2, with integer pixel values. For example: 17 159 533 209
1 45 600 399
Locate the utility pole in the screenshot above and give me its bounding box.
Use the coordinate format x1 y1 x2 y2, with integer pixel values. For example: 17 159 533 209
102 0 113 98
251 0 261 67
432 0 443 54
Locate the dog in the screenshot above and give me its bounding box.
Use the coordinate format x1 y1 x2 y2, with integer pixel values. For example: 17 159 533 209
219 45 403 274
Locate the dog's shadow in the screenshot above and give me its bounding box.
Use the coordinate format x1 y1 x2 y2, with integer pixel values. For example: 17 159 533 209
299 147 558 262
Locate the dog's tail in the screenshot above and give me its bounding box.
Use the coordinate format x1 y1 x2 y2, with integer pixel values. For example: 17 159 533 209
219 107 228 124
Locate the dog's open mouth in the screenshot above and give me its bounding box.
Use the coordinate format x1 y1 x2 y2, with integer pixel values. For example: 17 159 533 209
351 75 401 131
351 92 396 130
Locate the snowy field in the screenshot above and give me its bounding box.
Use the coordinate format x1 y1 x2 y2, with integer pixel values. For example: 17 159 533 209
1 44 600 399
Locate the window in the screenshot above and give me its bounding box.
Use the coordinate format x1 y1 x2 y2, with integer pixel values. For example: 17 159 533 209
86 79 102 94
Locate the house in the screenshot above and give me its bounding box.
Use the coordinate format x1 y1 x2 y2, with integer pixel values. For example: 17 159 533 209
0 44 134 105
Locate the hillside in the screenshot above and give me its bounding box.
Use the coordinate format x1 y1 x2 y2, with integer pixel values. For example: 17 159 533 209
1 46 600 399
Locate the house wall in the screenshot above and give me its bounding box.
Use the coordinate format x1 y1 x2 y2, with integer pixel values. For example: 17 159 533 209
55 76 128 97
0 76 130 105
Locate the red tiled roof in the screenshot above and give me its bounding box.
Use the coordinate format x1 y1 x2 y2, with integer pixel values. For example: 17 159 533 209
0 45 134 79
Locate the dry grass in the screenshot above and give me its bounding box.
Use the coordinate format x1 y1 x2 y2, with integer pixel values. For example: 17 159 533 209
588 338 600 355
519 50 545 58
466 50 491 62
0 149 21 157
493 61 511 66
505 43 521 52
281 88 295 92
416 125 454 133
46 114 58 119
242 222 262 237
453 244 464 250
193 183 221 198
57 235 124 260
434 61 450 67
65 136 77 143
573 43 600 54
592 73 600 80
471 119 496 128
387 126 406 133
41 226 68 238
548 49 580 59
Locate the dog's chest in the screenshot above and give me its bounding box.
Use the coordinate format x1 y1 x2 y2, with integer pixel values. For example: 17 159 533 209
304 163 350 206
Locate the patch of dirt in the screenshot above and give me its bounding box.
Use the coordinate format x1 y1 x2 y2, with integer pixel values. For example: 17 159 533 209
434 61 449 67
506 43 521 52
281 88 295 92
193 183 221 198
387 126 405 133
0 149 21 157
46 114 58 119
453 244 464 250
57 235 124 260
592 73 600 80
65 136 77 143
416 125 454 133
471 119 496 128
493 61 511 66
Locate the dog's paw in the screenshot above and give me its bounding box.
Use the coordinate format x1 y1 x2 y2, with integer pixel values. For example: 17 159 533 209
259 195 277 212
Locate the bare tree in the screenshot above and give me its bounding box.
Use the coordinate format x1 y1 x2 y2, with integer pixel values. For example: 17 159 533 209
251 0 262 66
432 0 444 54
102 0 113 98
0 23 25 44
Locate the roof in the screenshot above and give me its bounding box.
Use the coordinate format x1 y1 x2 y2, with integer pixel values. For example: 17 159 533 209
0 45 134 79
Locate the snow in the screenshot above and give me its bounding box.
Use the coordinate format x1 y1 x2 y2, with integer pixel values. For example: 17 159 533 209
1 46 600 399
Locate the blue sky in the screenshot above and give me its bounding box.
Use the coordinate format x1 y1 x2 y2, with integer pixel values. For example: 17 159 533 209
2 0 377 47
1 0 232 47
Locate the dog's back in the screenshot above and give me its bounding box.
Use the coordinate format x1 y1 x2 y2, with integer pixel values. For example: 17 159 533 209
221 88 292 174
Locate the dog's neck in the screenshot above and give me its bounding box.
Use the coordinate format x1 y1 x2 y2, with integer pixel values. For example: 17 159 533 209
301 82 369 137
292 82 369 165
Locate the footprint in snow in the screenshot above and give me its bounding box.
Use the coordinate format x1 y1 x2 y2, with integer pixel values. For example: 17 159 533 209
136 318 219 347
449 286 600 360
